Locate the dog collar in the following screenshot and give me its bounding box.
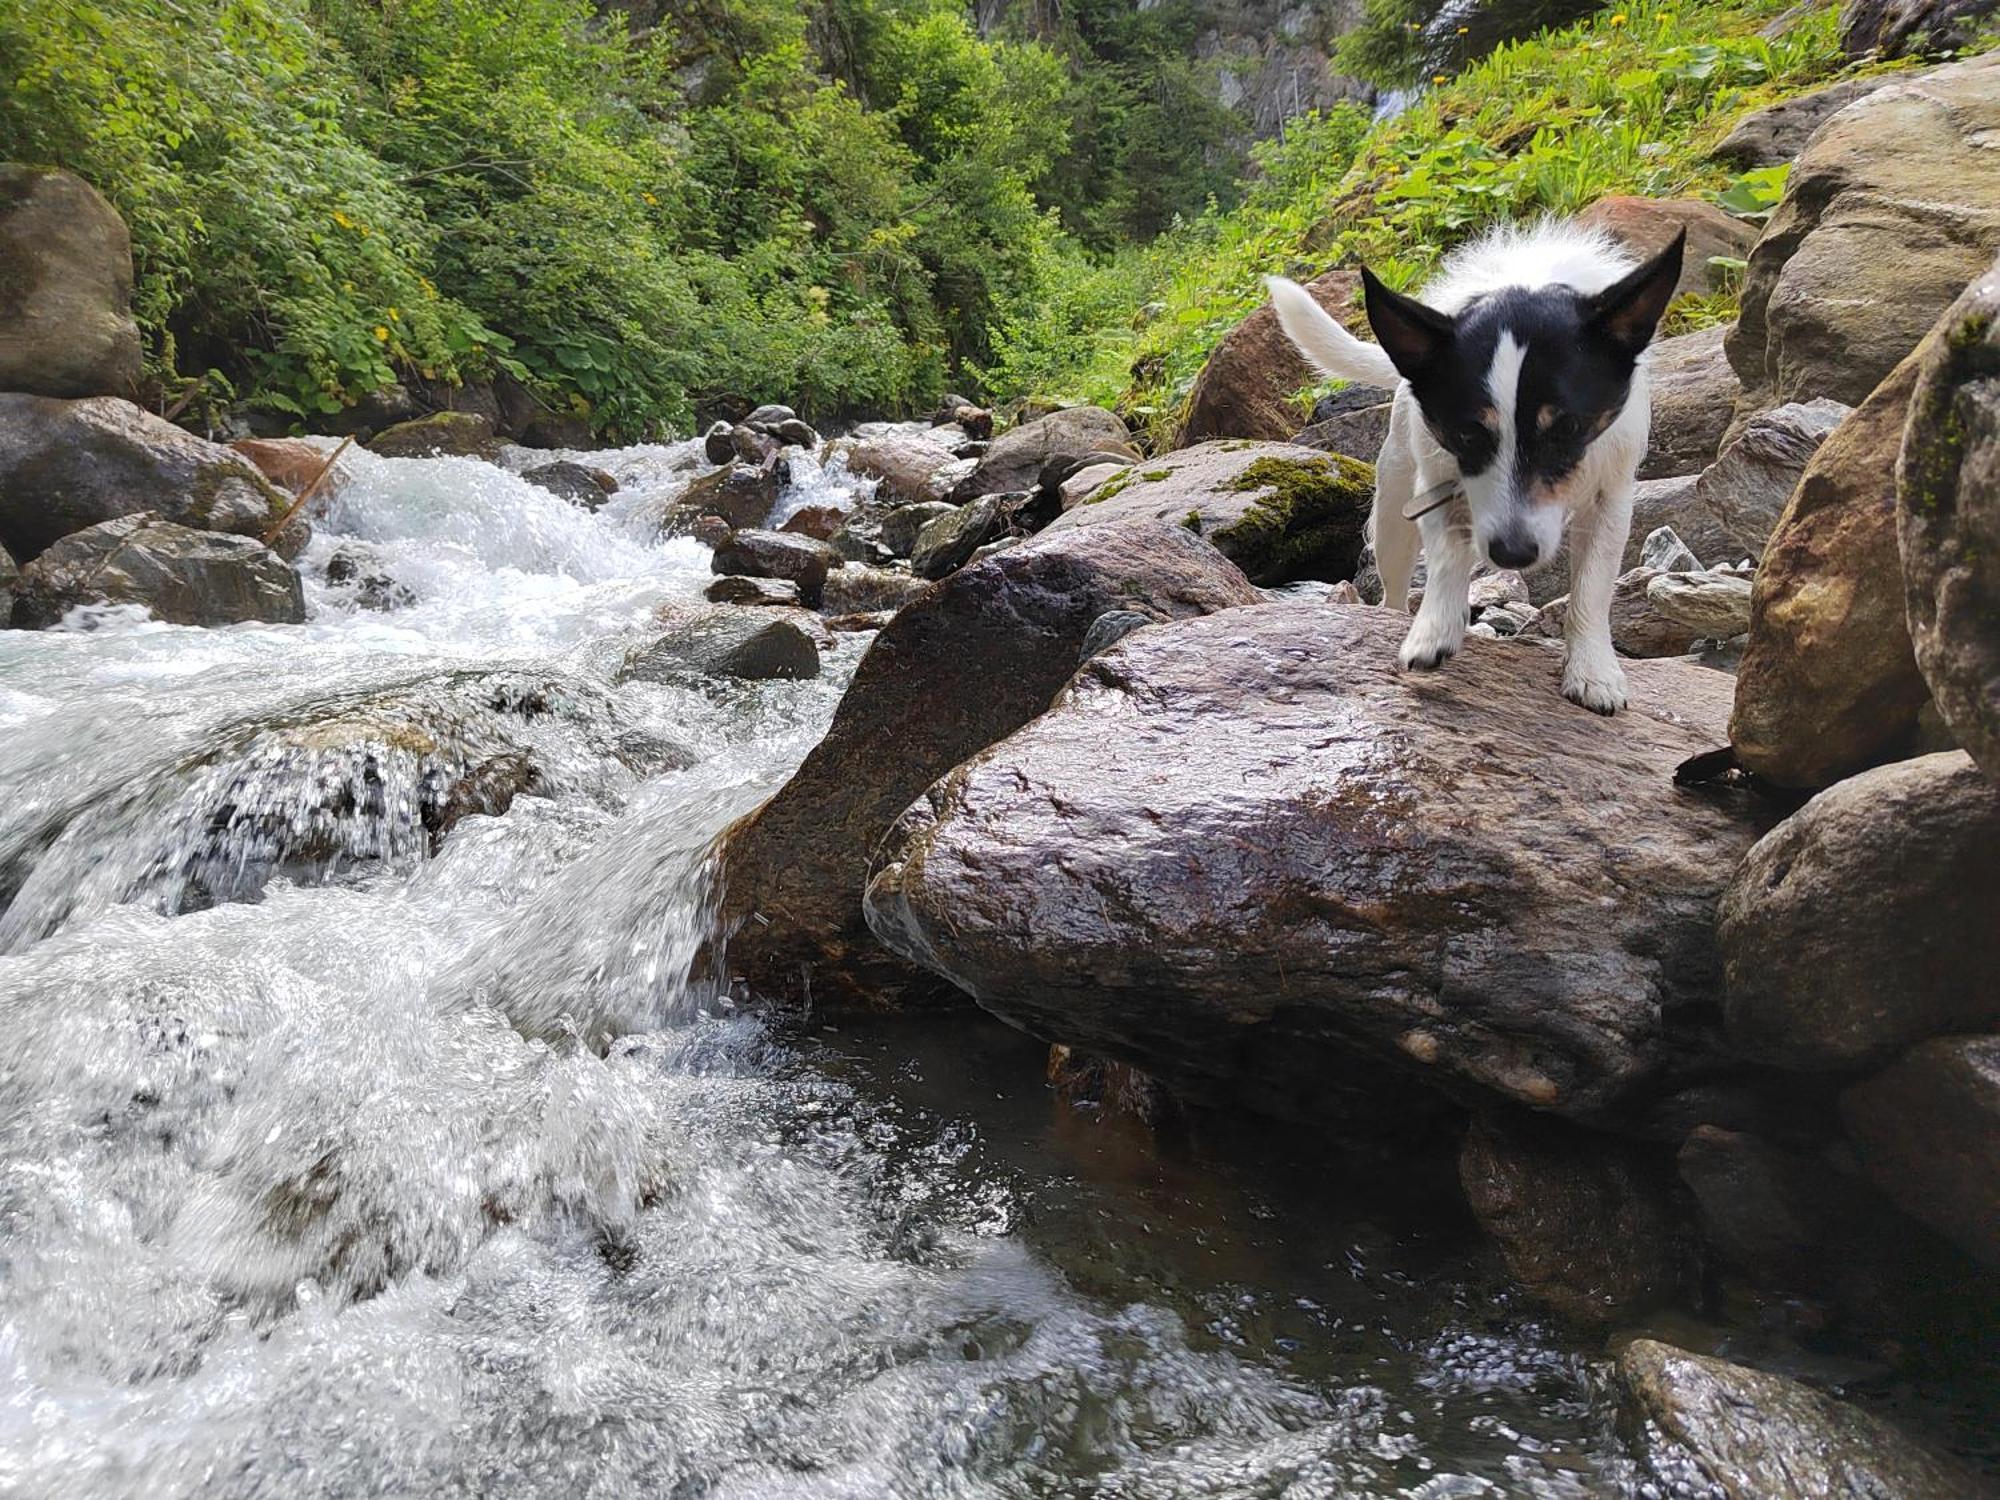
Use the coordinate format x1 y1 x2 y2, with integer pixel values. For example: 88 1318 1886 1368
1401 480 1463 521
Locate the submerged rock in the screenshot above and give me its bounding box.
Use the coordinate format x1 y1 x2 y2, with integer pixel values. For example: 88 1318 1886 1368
865 607 1760 1126
0 166 142 400
1619 1339 1975 1499
1900 253 2000 785
621 605 823 683
717 521 1262 1006
1720 752 2000 1071
1044 441 1371 586
0 394 292 564
12 513 303 628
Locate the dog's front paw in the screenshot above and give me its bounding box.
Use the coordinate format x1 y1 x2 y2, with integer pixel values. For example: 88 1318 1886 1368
1399 616 1463 672
1561 654 1629 715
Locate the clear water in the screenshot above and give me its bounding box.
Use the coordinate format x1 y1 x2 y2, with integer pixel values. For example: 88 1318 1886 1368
0 443 1693 1496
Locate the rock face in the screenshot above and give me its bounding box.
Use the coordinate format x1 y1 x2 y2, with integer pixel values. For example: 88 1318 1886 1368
1730 350 1931 788
1900 255 2000 784
1460 1115 1682 1323
1575 196 1757 300
11 513 304 628
1729 53 2000 416
1711 77 1894 168
621 606 823 683
0 166 142 400
1619 1340 1975 1500
1843 1036 2000 1271
366 410 503 461
1044 442 1371 586
711 529 839 606
1695 398 1850 559
0 395 290 564
865 606 1760 1126
1180 269 1363 444
1844 0 1999 57
1642 325 1740 482
949 407 1139 501
717 521 1263 1006
1720 752 2000 1071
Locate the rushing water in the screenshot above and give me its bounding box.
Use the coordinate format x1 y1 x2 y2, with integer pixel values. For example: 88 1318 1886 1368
0 440 1754 1496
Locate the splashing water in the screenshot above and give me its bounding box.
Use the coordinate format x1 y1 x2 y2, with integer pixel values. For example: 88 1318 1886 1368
0 441 1680 1497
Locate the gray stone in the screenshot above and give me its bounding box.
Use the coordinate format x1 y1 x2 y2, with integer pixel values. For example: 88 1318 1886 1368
950 406 1140 501
367 410 502 461
1291 402 1393 461
1711 77 1894 168
1643 325 1739 482
522 460 614 509
1647 570 1754 639
620 605 822 683
704 574 804 607
0 166 141 400
838 428 966 506
817 564 930 617
11 513 303 627
911 494 1007 580
879 501 960 558
1641 525 1701 573
1058 461 1130 511
1844 0 1998 56
711 528 839 606
1696 398 1850 559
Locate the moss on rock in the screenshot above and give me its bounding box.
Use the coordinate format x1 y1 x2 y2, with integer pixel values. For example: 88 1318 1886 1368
1209 452 1374 584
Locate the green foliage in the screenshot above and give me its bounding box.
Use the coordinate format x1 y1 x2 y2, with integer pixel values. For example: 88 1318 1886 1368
1714 162 1792 216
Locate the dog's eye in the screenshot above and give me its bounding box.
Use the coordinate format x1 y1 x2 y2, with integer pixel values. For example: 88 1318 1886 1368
1541 411 1583 445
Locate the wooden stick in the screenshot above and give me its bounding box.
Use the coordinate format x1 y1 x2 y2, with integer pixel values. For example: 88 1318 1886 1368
261 435 355 546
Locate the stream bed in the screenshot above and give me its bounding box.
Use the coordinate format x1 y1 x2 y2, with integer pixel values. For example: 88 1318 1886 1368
0 440 1888 1496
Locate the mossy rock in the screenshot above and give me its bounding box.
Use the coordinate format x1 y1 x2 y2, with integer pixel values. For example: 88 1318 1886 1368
1045 440 1373 586
367 410 503 461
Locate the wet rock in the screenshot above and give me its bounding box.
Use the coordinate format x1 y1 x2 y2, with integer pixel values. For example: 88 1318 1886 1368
1077 608 1153 662
1843 1036 2000 1271
688 513 733 550
1181 269 1364 444
839 428 965 506
704 574 804 608
1619 1339 1977 1499
366 410 503 461
1730 349 1931 788
702 420 736 465
1058 461 1129 510
676 458 781 531
950 406 1140 501
1730 53 2000 416
1711 77 1893 168
823 609 894 632
229 438 349 501
522 460 615 509
0 166 142 400
1044 441 1371 587
879 500 960 558
324 542 415 612
1695 398 1850 559
1461 1114 1683 1323
718 521 1263 1006
743 403 796 430
1900 254 2000 784
817 563 929 617
729 423 779 467
864 606 1760 1125
0 394 291 564
1292 402 1393 462
1647 571 1753 640
1642 526 1702 573
910 494 1008 580
1576 196 1757 301
12 513 304 628
773 418 817 448
621 605 822 683
711 528 839 606
0 541 15 624
1643 325 1740 482
1722 752 2000 1070
776 504 845 542
1844 0 1998 56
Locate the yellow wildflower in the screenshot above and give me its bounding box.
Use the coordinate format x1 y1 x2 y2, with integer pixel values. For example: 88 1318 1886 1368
332 209 353 229
373 325 390 342
642 191 658 205
388 307 400 321
1610 11 1628 23
1456 24 1470 33
1432 73 1449 84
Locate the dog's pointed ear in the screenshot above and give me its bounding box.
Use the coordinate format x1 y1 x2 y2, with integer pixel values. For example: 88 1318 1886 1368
1361 266 1454 378
1586 229 1685 356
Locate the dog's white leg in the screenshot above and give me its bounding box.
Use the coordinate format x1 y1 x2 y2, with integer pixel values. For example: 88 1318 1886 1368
1560 485 1634 714
1372 395 1423 613
1399 502 1475 671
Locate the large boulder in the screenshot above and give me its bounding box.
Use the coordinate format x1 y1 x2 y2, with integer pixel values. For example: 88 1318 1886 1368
1641 325 1740 482
1844 0 1999 56
1043 441 1371 586
1843 1036 2000 1271
1710 77 1895 168
711 529 840 606
11 513 304 628
716 522 1263 1006
1575 196 1757 300
864 606 1762 1126
0 395 290 564
675 459 781 531
1729 349 1931 788
837 427 967 506
0 166 142 400
365 410 503 461
1180 270 1364 445
949 407 1139 501
1728 53 2000 417
1720 752 2000 1071
1900 255 2000 784
1619 1340 1976 1500
1694 398 1851 560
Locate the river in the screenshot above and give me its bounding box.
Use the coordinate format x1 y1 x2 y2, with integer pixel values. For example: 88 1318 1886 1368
0 440 1720 1496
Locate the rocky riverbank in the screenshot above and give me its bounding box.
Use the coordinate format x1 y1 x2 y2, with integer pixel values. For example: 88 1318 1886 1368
4 48 1999 1494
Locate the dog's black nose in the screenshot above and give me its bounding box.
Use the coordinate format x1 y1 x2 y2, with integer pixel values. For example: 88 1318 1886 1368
1489 535 1539 569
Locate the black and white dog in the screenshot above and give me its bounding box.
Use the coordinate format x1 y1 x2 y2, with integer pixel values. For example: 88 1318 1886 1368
1267 221 1684 714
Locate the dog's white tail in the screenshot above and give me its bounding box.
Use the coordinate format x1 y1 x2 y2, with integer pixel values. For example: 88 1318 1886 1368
1264 276 1401 389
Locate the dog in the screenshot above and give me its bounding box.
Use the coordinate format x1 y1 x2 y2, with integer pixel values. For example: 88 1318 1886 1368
1266 220 1684 714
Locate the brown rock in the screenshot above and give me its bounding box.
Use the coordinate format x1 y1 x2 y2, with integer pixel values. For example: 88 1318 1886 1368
1180 269 1365 445
229 438 349 499
0 166 142 400
717 521 1263 1007
1576 196 1757 300
711 529 839 607
778 504 846 541
837 427 966 506
366 410 502 461
950 407 1139 501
